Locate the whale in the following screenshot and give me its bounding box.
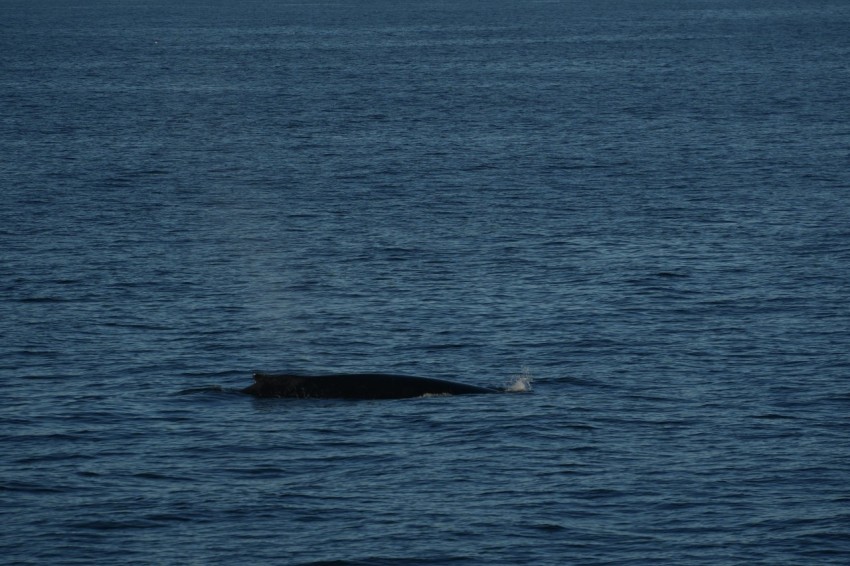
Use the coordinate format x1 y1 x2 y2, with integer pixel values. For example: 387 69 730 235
242 372 501 399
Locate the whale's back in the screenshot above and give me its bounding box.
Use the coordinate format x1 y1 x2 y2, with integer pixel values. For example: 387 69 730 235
243 372 499 399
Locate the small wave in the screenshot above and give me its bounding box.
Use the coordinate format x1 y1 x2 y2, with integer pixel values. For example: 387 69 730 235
751 413 798 420
133 472 169 481
173 385 229 396
70 519 162 530
19 296 66 303
297 557 470 566
656 271 689 278
422 343 475 351
532 522 567 532
1 481 67 494
551 374 608 387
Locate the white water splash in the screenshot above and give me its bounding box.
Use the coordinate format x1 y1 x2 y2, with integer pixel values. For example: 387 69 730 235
505 367 534 392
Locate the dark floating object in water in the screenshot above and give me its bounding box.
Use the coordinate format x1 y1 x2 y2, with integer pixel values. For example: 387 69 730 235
242 372 501 399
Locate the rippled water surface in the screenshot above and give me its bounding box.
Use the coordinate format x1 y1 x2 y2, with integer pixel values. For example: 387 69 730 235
2 0 849 564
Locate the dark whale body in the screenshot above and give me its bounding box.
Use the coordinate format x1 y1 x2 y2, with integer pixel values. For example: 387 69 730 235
243 372 500 399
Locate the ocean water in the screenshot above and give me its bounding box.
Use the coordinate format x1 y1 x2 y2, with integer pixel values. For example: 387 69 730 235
2 0 849 563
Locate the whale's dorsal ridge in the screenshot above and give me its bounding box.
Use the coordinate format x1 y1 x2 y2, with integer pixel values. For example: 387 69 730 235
243 372 500 399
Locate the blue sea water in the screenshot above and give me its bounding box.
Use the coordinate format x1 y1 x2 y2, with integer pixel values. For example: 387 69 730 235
2 0 850 563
